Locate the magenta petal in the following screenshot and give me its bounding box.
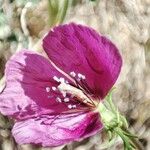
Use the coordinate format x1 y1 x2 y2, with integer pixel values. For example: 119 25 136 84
12 112 103 147
43 23 122 99
0 50 77 120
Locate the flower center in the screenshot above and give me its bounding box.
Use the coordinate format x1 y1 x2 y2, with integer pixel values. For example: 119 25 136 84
58 82 96 107
45 72 98 110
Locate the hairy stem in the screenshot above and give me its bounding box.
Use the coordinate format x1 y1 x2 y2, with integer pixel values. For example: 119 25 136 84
98 102 144 150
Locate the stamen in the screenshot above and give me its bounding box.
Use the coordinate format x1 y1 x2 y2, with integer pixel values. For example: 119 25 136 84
53 76 67 84
56 97 62 103
68 104 72 109
45 87 50 92
58 83 94 107
80 79 92 94
68 104 76 109
62 91 66 97
53 76 60 82
52 86 57 91
59 77 65 83
70 71 76 77
72 105 76 108
64 98 69 102
78 73 85 80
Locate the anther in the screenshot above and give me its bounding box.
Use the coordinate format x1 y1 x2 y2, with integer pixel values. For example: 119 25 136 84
46 87 50 92
78 73 85 79
56 97 62 103
60 77 65 83
64 98 69 102
52 86 57 91
70 71 76 77
68 104 72 109
68 104 76 109
62 91 66 97
53 76 60 82
72 105 76 108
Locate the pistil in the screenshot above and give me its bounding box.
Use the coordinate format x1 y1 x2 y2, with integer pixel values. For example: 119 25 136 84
58 82 95 107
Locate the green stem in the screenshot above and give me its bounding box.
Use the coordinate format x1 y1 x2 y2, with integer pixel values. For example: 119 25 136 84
48 0 59 27
122 127 145 150
56 0 69 24
48 0 69 27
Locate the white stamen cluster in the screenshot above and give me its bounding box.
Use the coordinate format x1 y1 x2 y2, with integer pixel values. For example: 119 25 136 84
45 72 88 110
58 82 91 105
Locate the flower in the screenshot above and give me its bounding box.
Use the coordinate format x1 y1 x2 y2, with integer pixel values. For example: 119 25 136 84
0 23 122 147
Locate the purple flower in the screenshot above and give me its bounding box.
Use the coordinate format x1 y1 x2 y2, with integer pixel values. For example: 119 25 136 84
0 23 122 147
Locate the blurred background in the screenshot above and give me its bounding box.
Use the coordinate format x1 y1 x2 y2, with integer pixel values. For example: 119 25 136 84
0 0 150 150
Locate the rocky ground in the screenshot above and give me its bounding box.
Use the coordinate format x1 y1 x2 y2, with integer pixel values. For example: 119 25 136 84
0 0 150 150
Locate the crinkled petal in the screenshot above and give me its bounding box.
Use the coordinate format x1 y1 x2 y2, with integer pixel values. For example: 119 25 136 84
43 23 122 99
0 50 85 120
12 111 103 147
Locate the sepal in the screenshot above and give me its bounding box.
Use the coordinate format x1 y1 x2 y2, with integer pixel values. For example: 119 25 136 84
98 89 138 150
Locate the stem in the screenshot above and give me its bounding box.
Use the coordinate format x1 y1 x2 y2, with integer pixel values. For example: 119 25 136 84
56 0 69 24
48 0 69 27
122 127 145 150
48 0 59 27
